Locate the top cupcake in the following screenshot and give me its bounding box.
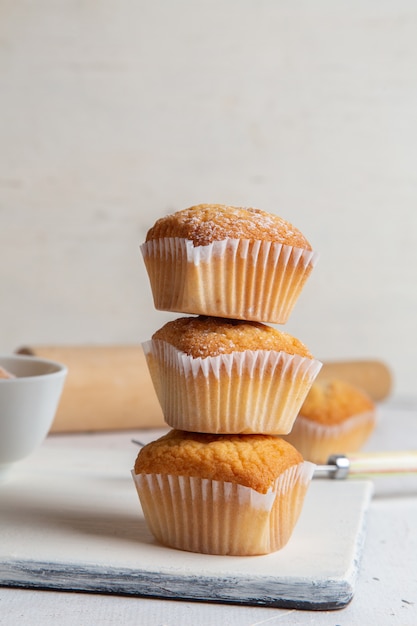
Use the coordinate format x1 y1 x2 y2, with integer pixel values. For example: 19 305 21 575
141 204 317 323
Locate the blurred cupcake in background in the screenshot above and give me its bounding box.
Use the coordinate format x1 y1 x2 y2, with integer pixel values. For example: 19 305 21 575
283 378 376 464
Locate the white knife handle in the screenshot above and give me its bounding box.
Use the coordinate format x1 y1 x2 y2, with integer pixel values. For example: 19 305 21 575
315 451 417 479
347 451 417 476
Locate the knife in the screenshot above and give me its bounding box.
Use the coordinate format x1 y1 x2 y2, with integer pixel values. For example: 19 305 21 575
314 451 417 479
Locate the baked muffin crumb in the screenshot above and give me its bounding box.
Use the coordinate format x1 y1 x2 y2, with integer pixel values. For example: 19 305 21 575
146 204 312 249
300 379 375 425
134 430 303 494
152 316 313 359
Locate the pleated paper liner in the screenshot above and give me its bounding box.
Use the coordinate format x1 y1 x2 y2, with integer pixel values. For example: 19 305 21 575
141 237 318 323
143 339 322 434
132 461 315 556
283 411 377 464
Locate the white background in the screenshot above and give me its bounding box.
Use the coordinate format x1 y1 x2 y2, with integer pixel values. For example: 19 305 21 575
1 1 416 396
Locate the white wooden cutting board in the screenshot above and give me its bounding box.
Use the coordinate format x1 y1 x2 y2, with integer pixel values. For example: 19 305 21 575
0 443 373 610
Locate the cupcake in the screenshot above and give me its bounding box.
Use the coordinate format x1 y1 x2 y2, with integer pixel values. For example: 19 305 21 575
132 429 315 556
143 315 322 434
283 379 376 464
141 204 318 324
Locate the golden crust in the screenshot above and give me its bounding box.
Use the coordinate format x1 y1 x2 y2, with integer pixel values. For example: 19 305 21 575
299 379 375 425
152 316 313 359
145 204 312 249
134 430 303 494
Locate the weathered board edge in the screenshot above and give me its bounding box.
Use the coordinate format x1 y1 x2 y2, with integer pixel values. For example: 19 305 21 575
0 558 355 610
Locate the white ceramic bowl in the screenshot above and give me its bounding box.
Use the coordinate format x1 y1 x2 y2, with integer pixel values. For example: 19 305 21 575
0 354 67 481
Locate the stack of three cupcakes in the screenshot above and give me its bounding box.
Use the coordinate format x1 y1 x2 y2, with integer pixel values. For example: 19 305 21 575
132 204 322 556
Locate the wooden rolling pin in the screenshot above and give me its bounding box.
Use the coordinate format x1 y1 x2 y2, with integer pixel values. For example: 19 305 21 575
16 345 165 433
16 346 392 433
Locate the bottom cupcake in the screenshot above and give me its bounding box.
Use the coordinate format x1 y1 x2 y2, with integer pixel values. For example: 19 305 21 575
132 430 315 556
283 379 376 464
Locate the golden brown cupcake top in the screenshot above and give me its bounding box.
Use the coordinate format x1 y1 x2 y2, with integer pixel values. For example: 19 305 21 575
152 315 313 359
145 204 312 249
299 379 375 425
134 430 303 494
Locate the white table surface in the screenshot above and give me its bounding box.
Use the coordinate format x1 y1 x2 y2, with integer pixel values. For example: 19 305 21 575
1 399 416 626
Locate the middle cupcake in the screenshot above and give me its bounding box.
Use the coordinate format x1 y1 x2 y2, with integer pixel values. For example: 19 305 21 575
143 315 322 434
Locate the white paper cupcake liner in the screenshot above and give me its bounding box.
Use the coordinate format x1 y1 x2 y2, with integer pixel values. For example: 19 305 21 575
132 460 315 555
143 339 323 434
141 237 318 323
284 411 377 464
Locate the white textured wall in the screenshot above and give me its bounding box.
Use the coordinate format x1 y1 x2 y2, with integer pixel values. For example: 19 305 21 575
1 1 416 397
